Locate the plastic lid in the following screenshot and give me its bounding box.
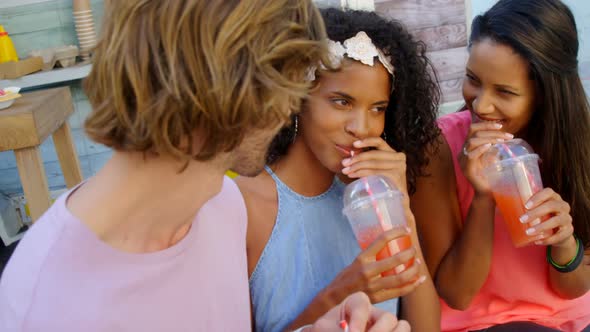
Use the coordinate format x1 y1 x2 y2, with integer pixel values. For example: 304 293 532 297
342 175 401 211
481 138 538 170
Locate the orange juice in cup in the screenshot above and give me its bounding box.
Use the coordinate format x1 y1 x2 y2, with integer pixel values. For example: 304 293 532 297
356 224 412 276
482 139 552 247
343 175 413 276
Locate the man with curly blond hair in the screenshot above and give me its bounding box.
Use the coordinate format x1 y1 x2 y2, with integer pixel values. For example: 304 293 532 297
0 1 409 331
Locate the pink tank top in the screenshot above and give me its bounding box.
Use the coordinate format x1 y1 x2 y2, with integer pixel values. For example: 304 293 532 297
437 111 590 332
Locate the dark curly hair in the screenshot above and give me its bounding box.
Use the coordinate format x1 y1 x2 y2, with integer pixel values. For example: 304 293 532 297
266 8 441 194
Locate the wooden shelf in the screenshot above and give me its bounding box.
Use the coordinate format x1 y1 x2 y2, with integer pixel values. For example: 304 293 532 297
0 64 91 90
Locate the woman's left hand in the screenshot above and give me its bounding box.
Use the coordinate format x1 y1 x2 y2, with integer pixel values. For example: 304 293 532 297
520 188 575 248
341 137 408 194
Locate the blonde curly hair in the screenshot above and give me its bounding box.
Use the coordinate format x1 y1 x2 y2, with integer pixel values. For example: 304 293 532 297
84 0 328 161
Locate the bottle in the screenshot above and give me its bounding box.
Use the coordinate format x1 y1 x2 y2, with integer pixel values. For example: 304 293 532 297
0 25 19 63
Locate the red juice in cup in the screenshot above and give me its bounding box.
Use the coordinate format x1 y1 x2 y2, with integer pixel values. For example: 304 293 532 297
343 175 413 276
493 192 551 247
356 225 413 276
482 139 552 247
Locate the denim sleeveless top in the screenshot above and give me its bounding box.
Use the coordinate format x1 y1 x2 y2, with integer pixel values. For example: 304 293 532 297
249 166 399 332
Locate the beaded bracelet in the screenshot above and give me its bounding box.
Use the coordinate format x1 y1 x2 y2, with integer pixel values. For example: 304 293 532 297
546 235 584 273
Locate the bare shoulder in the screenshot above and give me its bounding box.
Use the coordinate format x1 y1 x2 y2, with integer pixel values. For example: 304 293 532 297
426 134 455 181
235 172 279 277
411 134 462 275
412 134 457 206
235 173 278 221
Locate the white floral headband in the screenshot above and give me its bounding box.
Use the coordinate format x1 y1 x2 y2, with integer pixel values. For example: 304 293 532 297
307 31 395 82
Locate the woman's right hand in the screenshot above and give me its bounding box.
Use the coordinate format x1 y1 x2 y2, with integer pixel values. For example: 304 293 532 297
459 121 513 195
309 292 411 332
324 227 426 305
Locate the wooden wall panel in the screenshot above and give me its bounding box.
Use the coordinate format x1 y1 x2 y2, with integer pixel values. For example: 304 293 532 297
0 1 105 195
413 23 467 52
429 47 468 103
375 0 468 103
428 46 468 81
0 0 103 58
440 78 464 103
375 0 466 30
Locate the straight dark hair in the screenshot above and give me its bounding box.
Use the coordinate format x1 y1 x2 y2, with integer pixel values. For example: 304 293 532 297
471 0 590 247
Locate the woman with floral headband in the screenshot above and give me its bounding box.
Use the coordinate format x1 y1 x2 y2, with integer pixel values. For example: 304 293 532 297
236 8 441 332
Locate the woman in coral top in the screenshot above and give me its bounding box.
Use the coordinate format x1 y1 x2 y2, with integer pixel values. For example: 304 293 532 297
412 0 590 331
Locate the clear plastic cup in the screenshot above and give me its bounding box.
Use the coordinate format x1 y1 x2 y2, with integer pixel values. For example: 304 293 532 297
482 139 552 247
342 175 413 276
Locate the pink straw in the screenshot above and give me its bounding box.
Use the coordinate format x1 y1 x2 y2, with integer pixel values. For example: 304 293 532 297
499 143 516 158
350 151 388 230
339 320 349 332
362 177 387 229
339 297 350 332
499 142 539 200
